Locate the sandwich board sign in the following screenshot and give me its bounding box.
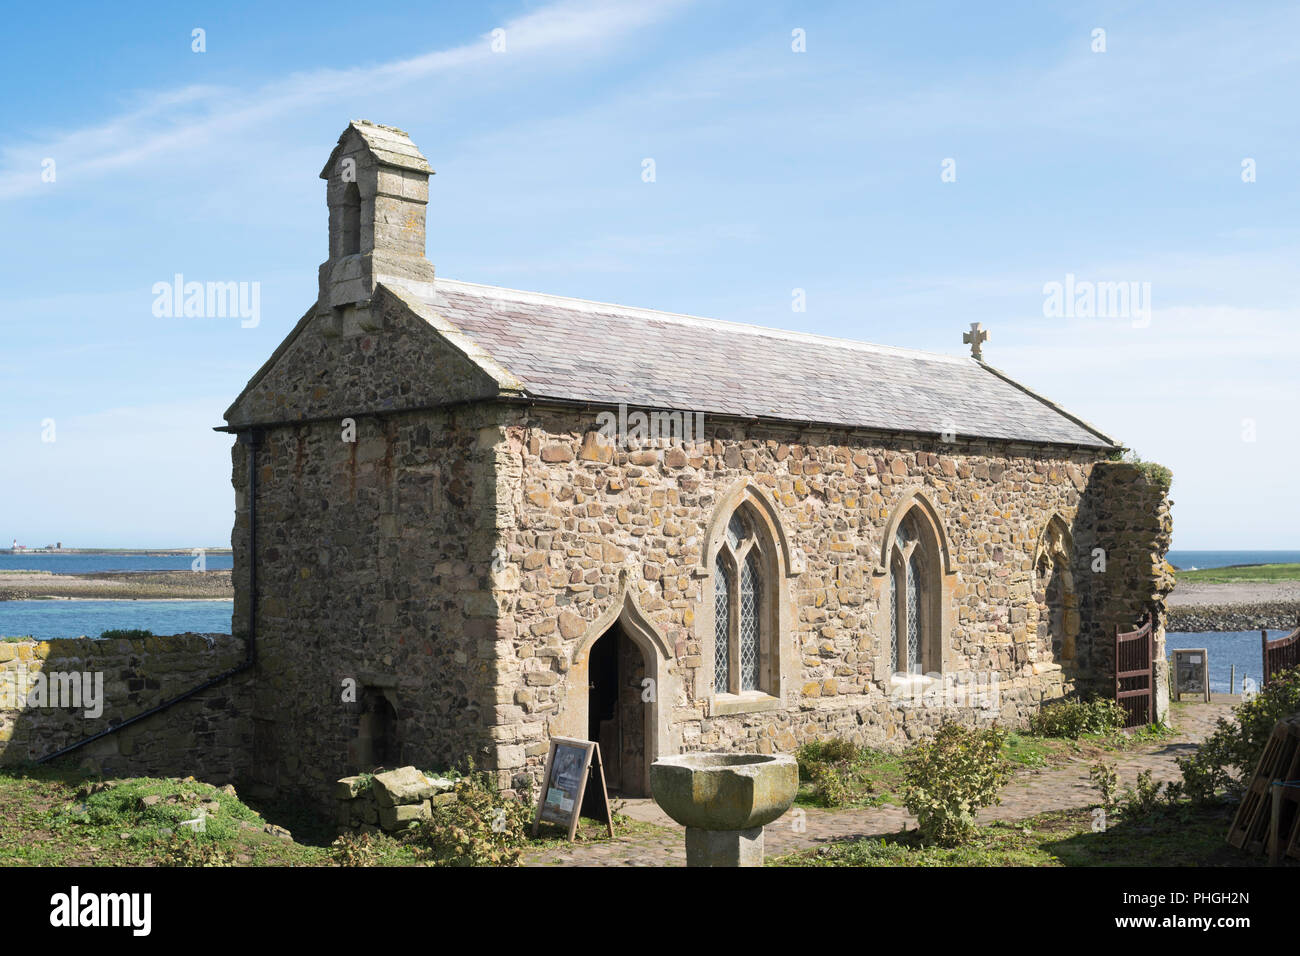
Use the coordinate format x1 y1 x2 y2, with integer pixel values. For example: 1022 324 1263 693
532 736 613 841
1172 648 1210 703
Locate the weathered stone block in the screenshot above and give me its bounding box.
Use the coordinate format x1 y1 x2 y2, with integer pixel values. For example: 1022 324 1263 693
372 766 439 807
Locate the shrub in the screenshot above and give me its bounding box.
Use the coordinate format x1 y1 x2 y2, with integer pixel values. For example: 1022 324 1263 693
1178 666 1300 803
1089 760 1119 811
796 738 873 808
902 722 1013 847
329 830 382 866
160 835 234 867
1121 770 1163 817
1030 697 1125 739
400 767 532 866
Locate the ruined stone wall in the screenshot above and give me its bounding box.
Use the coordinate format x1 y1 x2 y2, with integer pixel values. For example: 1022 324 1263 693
489 407 1113 792
0 633 249 781
230 401 503 806
1074 461 1175 719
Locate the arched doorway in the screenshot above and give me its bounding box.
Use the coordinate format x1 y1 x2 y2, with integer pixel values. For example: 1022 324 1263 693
586 622 649 796
565 582 679 798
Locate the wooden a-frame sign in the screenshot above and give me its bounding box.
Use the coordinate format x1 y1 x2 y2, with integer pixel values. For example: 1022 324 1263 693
531 736 614 841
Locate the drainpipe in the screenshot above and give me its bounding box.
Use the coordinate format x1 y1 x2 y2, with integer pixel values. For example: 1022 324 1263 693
35 429 261 765
241 428 260 659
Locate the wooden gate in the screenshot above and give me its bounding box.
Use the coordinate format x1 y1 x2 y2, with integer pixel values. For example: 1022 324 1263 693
1263 618 1300 686
1115 612 1154 728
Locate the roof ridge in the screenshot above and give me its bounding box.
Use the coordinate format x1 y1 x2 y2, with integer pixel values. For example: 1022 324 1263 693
432 277 972 366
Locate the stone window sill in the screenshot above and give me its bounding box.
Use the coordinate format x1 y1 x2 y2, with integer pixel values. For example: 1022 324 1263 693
711 691 783 716
888 673 939 693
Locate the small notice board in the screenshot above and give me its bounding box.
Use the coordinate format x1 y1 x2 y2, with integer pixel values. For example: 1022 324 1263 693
1172 648 1211 702
532 736 613 841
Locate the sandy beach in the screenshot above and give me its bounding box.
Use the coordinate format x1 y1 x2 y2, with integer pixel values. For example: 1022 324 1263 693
0 569 233 601
1168 579 1300 607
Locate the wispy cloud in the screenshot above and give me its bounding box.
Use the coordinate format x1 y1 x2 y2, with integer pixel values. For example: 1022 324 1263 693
0 0 692 200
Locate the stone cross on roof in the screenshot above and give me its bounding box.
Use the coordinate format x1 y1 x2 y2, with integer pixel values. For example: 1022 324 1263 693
963 322 989 360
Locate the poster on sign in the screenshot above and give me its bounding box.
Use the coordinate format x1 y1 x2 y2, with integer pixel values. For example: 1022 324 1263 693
1172 648 1210 702
531 736 613 841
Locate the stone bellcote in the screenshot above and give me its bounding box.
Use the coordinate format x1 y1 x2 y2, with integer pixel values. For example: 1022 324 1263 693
317 120 437 315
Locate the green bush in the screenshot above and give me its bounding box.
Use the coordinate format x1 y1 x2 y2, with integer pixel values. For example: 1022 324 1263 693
1030 697 1126 739
1178 666 1300 803
400 767 532 866
1121 770 1163 817
796 738 874 808
1089 760 1119 811
902 723 1013 847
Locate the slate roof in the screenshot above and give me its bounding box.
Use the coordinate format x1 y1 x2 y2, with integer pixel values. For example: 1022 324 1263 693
413 279 1116 449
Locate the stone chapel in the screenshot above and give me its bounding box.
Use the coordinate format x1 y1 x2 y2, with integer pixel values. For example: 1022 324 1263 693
221 121 1173 805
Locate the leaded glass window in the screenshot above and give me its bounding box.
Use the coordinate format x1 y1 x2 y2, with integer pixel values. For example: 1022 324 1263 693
888 509 936 676
713 504 770 696
714 561 731 693
906 551 921 672
740 552 760 691
890 554 900 670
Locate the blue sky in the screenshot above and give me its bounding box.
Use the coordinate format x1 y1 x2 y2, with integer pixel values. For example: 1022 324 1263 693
2 0 1297 549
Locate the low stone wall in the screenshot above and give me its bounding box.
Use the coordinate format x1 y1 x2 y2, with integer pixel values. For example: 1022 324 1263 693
335 766 457 835
0 633 251 783
1168 603 1300 633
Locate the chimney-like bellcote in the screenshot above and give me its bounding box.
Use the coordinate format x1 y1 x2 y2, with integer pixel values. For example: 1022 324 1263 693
317 120 436 313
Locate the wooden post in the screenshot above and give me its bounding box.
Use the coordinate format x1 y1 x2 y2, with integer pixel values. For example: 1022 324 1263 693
1262 629 1270 688
1230 664 1236 696
1114 623 1121 718
1269 780 1283 866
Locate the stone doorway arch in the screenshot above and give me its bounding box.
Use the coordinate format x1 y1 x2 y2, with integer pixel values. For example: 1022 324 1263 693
562 584 680 796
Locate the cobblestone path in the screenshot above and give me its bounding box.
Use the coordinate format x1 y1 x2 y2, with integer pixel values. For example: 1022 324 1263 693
521 697 1236 867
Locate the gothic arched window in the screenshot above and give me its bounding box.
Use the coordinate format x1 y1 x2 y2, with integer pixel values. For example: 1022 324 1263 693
712 507 772 695
887 508 941 675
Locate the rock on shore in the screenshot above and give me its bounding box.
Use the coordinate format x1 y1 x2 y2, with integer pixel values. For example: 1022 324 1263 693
1168 580 1299 632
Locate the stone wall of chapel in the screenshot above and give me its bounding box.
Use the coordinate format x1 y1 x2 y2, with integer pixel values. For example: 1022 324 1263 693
490 406 1146 792
230 404 504 807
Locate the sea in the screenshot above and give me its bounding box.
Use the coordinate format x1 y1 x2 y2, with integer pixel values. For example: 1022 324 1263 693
1165 549 1300 571
1 550 234 639
1163 550 1299 694
0 600 233 640
1164 631 1290 694
0 552 233 574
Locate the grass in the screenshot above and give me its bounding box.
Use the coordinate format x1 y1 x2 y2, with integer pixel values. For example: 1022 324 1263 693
1176 562 1300 584
771 801 1286 867
0 766 340 866
527 813 663 851
793 747 907 809
0 766 655 866
793 725 1174 809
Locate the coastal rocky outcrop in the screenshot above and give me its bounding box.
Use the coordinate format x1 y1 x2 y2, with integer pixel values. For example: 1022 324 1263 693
1168 602 1300 633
